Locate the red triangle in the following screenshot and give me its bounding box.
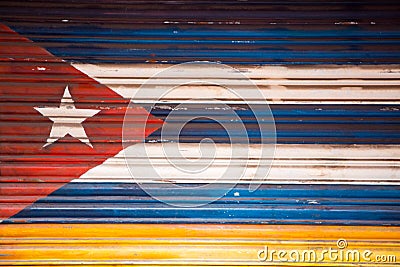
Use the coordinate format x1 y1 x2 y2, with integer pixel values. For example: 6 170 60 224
0 24 164 220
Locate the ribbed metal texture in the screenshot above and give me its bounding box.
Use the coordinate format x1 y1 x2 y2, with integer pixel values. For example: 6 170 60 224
1 0 400 225
1 0 399 64
0 224 399 266
1 2 400 265
3 184 399 224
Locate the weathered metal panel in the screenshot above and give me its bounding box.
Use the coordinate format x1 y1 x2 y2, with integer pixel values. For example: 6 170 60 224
2 184 400 224
1 1 400 64
0 0 400 266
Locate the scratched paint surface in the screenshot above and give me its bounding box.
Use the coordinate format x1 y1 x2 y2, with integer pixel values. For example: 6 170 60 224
0 0 400 223
2 184 399 224
0 1 400 266
1 1 400 64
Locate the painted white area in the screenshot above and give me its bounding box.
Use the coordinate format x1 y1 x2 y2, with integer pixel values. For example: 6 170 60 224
73 64 400 79
74 63 400 103
74 143 400 184
34 86 100 148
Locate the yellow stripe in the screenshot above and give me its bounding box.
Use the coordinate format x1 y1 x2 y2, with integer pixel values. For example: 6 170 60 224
1 224 399 266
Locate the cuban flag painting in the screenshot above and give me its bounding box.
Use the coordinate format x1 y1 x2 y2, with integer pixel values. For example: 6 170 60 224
0 1 400 266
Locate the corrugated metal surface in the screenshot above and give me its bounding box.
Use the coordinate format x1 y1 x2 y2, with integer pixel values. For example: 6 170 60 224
1 224 400 266
3 184 400 224
1 36 400 223
1 0 399 64
74 64 400 103
1 0 400 266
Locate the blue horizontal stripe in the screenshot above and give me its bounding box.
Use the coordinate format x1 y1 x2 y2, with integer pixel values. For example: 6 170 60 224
37 49 400 64
10 26 400 39
21 38 400 46
143 104 400 144
6 23 400 64
6 183 400 225
3 0 400 64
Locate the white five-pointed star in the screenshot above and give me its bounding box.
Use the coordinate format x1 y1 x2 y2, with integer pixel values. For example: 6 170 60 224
34 86 100 148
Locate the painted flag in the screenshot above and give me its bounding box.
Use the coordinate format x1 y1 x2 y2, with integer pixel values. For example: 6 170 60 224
1 22 399 224
0 23 164 220
1 1 400 265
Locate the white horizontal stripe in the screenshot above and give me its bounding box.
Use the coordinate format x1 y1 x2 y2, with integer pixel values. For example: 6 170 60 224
113 85 400 101
73 64 400 103
73 64 400 79
89 78 400 86
130 100 400 105
74 144 400 184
